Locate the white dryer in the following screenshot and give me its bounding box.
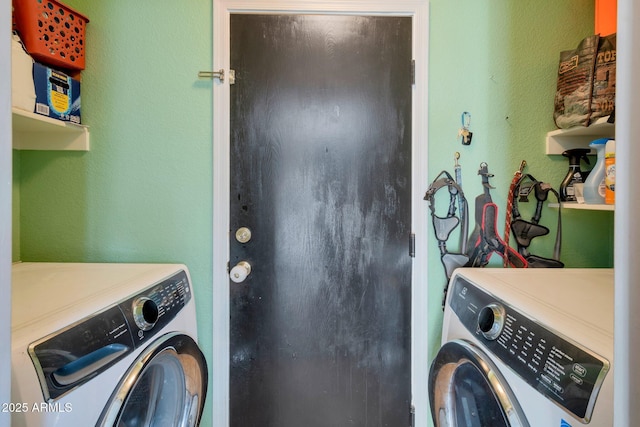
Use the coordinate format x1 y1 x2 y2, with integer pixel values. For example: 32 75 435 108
429 268 613 427
11 262 208 427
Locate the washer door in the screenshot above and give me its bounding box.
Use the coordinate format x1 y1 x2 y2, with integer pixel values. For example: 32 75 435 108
429 340 529 427
97 332 207 427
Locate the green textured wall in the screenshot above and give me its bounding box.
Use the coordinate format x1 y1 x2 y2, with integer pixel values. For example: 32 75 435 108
427 0 608 362
12 153 19 261
13 0 610 424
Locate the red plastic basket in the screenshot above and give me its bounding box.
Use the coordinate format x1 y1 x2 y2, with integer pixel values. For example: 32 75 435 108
12 0 89 71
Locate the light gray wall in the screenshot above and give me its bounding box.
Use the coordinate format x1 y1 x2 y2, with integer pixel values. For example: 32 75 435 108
1 0 13 425
614 0 640 424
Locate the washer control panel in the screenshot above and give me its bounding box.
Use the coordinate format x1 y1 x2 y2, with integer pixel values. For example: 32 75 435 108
120 269 191 344
449 276 610 423
29 269 191 401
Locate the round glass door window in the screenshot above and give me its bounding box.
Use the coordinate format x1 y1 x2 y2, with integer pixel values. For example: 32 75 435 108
451 361 508 426
429 340 529 427
118 351 190 426
98 333 207 427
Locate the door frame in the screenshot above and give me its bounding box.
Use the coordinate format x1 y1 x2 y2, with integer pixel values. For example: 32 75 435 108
1 0 12 425
212 1 430 426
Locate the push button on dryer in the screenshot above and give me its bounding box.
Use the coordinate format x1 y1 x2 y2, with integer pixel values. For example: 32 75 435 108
573 363 587 377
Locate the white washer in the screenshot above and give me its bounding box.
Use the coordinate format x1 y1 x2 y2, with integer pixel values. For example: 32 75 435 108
11 262 208 427
429 268 613 427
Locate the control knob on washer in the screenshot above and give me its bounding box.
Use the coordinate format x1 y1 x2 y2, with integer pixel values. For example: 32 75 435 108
477 303 506 340
132 297 160 331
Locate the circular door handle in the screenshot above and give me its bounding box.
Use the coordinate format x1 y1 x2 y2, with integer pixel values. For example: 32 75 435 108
230 261 252 283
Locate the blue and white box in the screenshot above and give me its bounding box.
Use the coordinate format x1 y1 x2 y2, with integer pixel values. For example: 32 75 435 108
33 62 81 124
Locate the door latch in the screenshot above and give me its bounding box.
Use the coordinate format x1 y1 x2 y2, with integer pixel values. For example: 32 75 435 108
198 69 225 82
198 69 236 84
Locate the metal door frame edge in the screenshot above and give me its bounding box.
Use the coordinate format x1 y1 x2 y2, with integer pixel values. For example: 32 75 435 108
211 1 430 426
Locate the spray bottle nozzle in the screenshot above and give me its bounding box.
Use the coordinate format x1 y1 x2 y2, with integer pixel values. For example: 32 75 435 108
562 148 591 166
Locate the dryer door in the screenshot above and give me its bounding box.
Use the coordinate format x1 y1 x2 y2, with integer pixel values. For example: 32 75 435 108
429 339 529 427
97 332 207 427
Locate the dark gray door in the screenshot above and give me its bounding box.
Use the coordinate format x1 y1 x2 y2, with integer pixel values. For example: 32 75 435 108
229 14 412 426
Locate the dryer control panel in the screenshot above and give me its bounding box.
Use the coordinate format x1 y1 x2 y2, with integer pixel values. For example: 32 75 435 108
29 269 192 401
119 269 191 345
449 276 610 424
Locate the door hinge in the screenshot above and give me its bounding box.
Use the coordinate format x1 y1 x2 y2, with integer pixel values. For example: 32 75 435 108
409 233 416 258
410 404 415 427
411 60 415 85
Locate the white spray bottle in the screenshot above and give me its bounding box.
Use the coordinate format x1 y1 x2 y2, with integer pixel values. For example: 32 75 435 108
583 138 609 204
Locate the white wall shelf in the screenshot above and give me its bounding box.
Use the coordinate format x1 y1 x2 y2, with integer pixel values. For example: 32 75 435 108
548 202 614 211
12 108 90 151
546 116 614 155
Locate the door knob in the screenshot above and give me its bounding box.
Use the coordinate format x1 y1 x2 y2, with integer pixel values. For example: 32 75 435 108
230 261 252 283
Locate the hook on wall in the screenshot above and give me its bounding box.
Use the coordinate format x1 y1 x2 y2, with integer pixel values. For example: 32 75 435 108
458 112 473 145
